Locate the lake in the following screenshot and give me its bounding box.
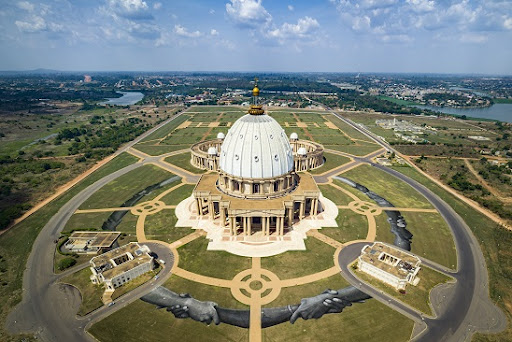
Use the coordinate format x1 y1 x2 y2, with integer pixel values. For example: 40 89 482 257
412 103 512 122
100 91 144 106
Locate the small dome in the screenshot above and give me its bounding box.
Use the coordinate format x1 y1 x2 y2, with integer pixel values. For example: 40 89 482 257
252 86 260 97
207 147 218 155
217 132 225 140
290 132 298 140
297 147 307 156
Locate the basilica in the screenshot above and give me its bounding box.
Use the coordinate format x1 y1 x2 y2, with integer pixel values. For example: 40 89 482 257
190 82 325 239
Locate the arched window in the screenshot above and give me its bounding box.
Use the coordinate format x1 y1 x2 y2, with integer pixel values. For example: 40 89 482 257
274 181 279 192
253 183 260 194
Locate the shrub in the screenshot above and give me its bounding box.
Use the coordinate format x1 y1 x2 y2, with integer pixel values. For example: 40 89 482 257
57 257 77 271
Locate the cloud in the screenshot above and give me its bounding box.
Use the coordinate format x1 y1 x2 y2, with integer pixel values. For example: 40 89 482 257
15 15 46 32
460 33 488 43
267 16 320 40
104 0 153 20
153 2 162 10
331 0 512 41
17 1 35 12
288 5 294 11
174 24 202 38
210 29 219 36
226 0 272 28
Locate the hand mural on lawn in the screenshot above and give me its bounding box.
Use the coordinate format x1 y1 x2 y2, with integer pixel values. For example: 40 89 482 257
141 286 370 328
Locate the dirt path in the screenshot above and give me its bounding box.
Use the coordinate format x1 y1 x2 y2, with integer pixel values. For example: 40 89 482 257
399 153 511 229
464 159 512 203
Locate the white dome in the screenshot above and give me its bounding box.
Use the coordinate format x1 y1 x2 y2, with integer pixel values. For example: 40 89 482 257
217 132 225 139
219 114 294 179
290 132 298 140
207 147 217 155
297 147 307 155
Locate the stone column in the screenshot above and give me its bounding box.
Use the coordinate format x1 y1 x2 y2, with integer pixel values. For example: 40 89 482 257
230 216 235 236
287 208 293 226
248 217 252 236
299 201 305 219
221 207 226 226
195 198 201 214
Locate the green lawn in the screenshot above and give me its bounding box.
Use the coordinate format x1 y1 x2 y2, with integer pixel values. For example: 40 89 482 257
60 268 104 316
261 238 336 280
342 164 434 209
318 184 355 205
263 287 414 342
79 164 173 210
355 265 452 316
140 114 189 142
164 153 203 174
177 238 251 280
144 210 194 243
402 212 457 269
160 184 195 205
63 212 113 233
133 143 189 156
324 144 382 156
88 296 248 342
320 211 368 243
0 152 138 342
309 152 350 174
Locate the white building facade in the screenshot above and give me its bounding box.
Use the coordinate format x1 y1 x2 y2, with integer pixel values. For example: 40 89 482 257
357 242 421 291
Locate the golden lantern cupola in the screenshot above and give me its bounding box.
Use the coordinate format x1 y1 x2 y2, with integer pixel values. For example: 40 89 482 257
249 77 264 115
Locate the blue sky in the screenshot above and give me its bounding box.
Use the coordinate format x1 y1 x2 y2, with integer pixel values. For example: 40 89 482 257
0 0 511 74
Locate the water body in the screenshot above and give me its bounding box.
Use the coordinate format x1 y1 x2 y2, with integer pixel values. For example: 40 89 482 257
334 176 413 251
412 103 512 122
100 91 144 106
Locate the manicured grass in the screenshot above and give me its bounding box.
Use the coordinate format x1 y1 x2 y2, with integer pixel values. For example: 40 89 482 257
375 212 397 243
261 238 336 280
132 143 189 156
309 152 350 174
389 166 512 342
355 265 452 316
144 210 193 243
164 152 203 174
318 184 354 205
402 212 457 269
63 212 113 233
79 165 173 210
342 164 434 209
375 210 457 269
328 115 374 141
88 297 247 342
60 268 104 316
320 211 368 243
332 178 373 202
325 144 382 156
263 289 414 342
177 238 251 280
0 152 138 342
160 184 195 205
140 114 189 142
